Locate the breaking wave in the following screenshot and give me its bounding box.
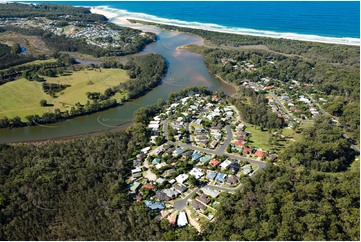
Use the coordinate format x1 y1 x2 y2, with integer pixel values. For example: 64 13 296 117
91 5 360 46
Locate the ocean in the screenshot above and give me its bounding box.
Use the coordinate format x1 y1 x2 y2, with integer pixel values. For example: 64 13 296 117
28 1 360 44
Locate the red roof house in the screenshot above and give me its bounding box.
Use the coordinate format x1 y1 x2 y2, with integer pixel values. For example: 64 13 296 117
254 149 265 158
209 159 221 167
143 184 155 190
242 147 253 155
234 140 245 147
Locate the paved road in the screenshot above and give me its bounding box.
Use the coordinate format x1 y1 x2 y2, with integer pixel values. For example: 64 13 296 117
173 163 261 211
169 140 266 169
163 119 169 137
173 187 200 211
218 125 232 153
269 91 293 121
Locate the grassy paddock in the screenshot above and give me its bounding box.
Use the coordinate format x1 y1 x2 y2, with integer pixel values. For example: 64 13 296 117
245 121 314 152
0 69 129 120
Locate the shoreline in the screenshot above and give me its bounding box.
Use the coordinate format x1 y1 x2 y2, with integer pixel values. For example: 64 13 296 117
90 6 360 46
8 121 134 146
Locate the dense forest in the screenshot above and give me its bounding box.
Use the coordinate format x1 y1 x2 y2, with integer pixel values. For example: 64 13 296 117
279 118 356 172
122 53 167 99
230 86 285 129
202 163 359 241
0 125 199 240
0 43 35 69
0 3 107 22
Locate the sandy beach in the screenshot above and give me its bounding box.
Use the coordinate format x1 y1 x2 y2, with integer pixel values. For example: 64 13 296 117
91 6 360 46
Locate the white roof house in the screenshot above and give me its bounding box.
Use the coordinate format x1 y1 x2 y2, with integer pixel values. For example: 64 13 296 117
220 159 232 170
189 168 204 179
131 168 142 174
175 174 189 184
201 187 220 198
148 123 160 131
141 147 151 154
177 211 188 227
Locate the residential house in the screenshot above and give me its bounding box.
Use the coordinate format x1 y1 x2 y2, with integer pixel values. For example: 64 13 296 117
191 152 202 161
195 118 202 125
156 177 166 184
173 148 185 157
144 201 165 210
242 164 253 176
227 175 239 185
132 173 142 179
143 184 155 190
200 155 212 165
175 174 189 184
236 131 248 141
210 140 219 149
163 188 179 199
162 169 176 178
229 162 240 173
136 153 145 161
131 167 142 174
156 162 167 169
177 211 188 227
189 167 204 179
254 149 265 158
210 123 223 133
267 154 278 162
196 194 210 205
166 147 175 155
192 200 207 212
234 140 245 147
206 170 217 180
220 159 232 170
236 123 245 132
141 147 151 154
155 191 170 201
195 134 208 144
182 150 193 159
168 212 178 224
133 159 142 167
152 158 161 165
130 182 141 193
242 147 253 155
172 183 188 193
201 187 220 198
215 173 227 183
209 159 221 167
135 194 143 202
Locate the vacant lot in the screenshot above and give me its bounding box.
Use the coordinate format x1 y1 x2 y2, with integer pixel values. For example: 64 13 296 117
246 121 314 151
0 69 129 120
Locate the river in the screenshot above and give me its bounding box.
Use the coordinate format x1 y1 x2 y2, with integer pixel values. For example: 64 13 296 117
0 22 235 143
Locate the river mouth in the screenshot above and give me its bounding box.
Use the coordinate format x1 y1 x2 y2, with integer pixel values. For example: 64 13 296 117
0 21 235 144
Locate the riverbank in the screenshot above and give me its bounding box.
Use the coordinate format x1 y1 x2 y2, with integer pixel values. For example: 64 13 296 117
8 120 134 145
0 7 233 143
